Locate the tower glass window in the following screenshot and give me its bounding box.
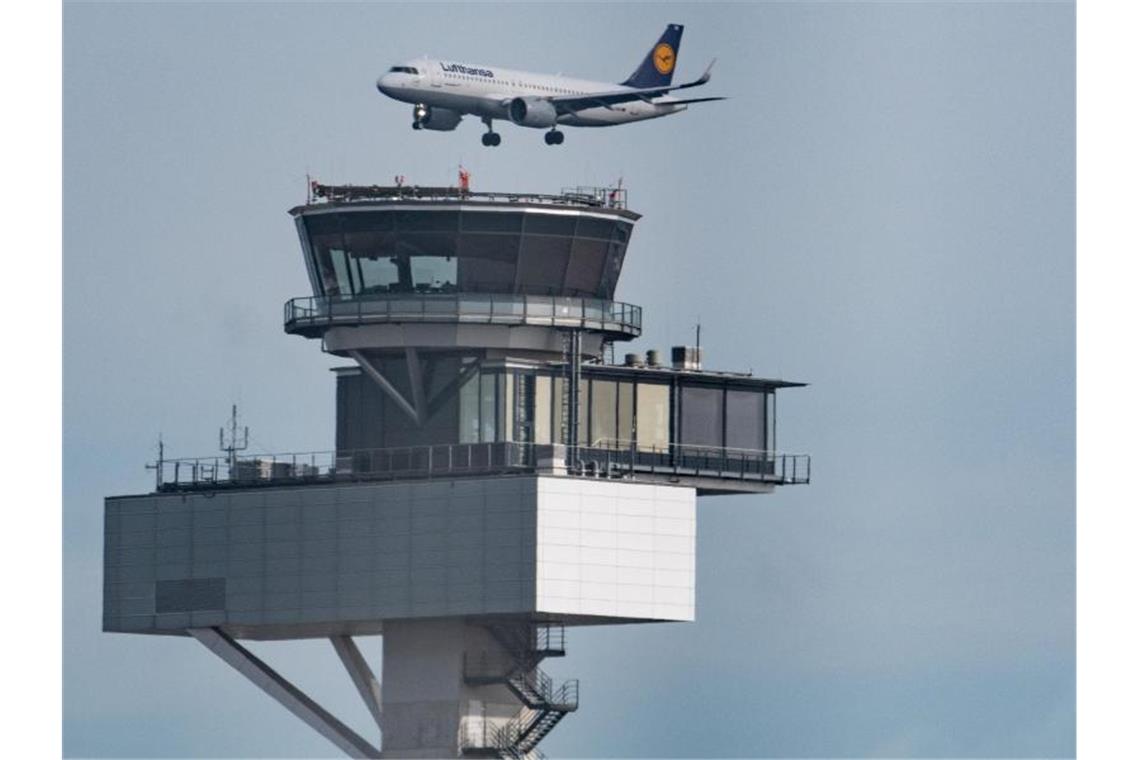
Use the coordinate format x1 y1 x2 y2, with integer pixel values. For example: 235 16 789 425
680 385 723 448
636 382 669 452
617 381 634 448
726 390 765 451
480 372 497 443
534 376 552 444
299 207 635 299
589 380 617 447
459 371 480 443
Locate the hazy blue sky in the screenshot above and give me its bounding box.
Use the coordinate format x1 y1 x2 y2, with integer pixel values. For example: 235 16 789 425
64 2 1074 757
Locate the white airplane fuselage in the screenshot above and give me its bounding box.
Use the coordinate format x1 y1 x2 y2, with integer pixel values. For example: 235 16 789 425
376 58 686 127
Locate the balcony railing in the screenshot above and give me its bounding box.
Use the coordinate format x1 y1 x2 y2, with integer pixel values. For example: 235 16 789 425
151 441 809 493
284 293 642 339
575 441 812 487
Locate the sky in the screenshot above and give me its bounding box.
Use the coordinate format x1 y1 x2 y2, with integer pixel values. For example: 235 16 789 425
63 2 1074 758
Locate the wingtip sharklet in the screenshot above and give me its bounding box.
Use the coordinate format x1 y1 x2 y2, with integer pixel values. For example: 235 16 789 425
698 58 717 84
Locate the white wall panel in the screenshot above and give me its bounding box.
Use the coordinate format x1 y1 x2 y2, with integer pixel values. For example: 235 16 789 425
535 478 695 622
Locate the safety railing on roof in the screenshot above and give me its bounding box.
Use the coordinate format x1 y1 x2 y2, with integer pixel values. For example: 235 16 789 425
308 181 628 210
151 441 810 492
153 442 534 492
284 293 642 339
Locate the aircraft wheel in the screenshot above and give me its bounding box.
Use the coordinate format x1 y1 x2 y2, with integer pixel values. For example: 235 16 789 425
554 130 564 144
545 130 564 145
489 132 501 146
481 133 492 146
412 122 422 130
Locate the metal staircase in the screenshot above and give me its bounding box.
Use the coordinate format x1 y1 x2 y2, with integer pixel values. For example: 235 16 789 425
463 622 578 759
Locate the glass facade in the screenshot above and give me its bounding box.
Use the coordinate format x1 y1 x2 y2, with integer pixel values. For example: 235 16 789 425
458 370 505 444
680 386 723 448
589 380 618 446
534 376 551 444
617 382 634 449
479 372 497 443
636 383 670 452
340 363 773 455
726 390 765 451
458 371 480 443
300 208 634 299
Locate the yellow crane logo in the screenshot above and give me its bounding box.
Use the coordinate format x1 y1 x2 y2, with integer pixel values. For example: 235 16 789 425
653 43 676 76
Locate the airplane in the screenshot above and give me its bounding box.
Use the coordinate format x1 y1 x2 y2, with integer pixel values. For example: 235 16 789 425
375 24 724 146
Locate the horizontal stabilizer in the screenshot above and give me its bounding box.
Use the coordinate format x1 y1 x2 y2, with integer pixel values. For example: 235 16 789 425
666 96 727 105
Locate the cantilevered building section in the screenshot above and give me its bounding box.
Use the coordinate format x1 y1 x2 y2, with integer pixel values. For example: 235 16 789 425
104 183 809 758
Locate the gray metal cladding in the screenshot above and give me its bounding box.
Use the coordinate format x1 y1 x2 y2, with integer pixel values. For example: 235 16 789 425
155 578 226 613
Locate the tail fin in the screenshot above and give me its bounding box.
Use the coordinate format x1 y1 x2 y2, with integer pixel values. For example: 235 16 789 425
621 24 684 89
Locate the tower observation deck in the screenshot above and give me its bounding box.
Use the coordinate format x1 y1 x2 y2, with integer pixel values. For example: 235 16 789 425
103 182 810 758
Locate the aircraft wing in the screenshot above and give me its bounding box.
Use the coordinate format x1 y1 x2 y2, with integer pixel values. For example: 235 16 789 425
544 60 719 114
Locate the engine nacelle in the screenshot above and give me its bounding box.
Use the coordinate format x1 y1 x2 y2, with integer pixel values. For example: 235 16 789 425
413 104 462 131
507 97 558 128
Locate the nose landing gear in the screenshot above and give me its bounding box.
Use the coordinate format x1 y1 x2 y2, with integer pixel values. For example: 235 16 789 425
544 129 564 146
413 103 428 130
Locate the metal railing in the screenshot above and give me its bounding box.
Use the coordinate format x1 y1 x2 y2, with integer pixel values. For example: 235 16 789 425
152 441 810 492
580 439 812 485
284 293 642 338
533 624 565 655
153 442 535 492
308 181 627 211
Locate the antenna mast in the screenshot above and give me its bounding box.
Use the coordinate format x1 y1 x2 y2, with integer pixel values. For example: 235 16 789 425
219 404 249 471
144 434 164 491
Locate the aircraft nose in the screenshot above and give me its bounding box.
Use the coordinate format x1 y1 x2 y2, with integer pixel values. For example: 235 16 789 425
376 73 394 95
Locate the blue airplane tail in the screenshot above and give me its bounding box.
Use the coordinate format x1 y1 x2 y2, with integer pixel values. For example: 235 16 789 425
622 24 684 89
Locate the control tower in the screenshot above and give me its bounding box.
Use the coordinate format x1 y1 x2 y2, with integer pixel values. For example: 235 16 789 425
103 182 810 758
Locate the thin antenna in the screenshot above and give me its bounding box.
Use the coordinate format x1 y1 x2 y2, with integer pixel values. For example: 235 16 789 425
220 404 249 471
696 318 703 370
144 433 165 491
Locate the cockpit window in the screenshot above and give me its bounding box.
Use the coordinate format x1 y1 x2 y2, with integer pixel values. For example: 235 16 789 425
388 66 419 75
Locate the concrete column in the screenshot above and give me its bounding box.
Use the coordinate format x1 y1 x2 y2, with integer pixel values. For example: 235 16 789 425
379 619 522 758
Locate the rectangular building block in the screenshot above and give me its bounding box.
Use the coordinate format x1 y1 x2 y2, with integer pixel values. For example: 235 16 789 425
103 476 696 639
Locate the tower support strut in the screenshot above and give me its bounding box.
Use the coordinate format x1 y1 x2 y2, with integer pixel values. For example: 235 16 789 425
189 627 382 759
331 635 384 732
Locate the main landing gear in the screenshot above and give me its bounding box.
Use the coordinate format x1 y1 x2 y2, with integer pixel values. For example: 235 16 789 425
544 129 565 146
481 118 501 147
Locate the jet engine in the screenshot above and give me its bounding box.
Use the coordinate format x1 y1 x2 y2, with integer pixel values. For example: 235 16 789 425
507 97 558 128
412 104 463 131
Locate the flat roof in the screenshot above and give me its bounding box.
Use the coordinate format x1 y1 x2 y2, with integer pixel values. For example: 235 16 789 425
289 184 641 221
333 361 807 390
